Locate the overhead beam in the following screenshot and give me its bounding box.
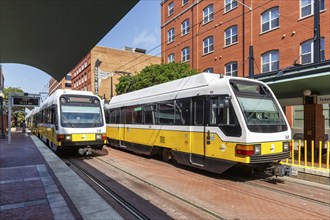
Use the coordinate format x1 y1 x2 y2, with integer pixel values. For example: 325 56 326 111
0 0 139 81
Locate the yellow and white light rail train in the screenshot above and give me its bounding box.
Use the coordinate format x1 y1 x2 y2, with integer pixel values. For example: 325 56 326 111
26 90 106 155
105 73 293 176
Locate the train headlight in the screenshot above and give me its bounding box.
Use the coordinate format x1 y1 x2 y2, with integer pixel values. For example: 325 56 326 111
65 135 72 141
283 142 290 152
254 144 261 155
96 134 102 140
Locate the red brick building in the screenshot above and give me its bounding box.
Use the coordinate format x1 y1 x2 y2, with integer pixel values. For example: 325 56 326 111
161 0 329 76
48 73 72 95
70 46 161 100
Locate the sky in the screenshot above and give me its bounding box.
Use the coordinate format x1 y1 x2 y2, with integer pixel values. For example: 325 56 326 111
1 0 161 94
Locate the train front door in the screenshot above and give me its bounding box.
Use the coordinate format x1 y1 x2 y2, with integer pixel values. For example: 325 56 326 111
190 97 206 166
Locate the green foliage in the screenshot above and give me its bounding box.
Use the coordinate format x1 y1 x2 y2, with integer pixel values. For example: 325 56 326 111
3 87 26 127
115 63 198 95
3 87 24 101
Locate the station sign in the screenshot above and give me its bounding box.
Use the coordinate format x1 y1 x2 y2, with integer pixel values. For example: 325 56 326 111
12 96 40 107
317 95 330 104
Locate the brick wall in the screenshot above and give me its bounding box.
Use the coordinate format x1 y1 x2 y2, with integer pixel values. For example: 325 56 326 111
304 104 325 149
161 0 330 75
69 46 161 100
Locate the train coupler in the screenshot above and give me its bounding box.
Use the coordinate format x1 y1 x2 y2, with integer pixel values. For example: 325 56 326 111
78 146 93 156
265 164 296 177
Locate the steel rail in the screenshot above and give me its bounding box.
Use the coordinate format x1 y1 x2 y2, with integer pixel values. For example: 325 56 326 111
66 158 150 220
230 175 330 207
96 157 229 220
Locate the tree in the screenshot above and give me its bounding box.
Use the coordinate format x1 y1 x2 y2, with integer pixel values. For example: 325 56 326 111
115 62 198 95
3 87 26 127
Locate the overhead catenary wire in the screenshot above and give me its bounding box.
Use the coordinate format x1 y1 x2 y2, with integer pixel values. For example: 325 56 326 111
103 0 321 77
110 0 273 75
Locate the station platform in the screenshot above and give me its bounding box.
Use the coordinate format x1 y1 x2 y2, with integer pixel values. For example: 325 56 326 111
0 131 122 220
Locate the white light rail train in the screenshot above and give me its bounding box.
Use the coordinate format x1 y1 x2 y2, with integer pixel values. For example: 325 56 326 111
104 73 293 176
26 90 106 155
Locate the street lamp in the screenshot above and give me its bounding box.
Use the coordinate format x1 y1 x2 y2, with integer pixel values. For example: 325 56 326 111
0 90 6 139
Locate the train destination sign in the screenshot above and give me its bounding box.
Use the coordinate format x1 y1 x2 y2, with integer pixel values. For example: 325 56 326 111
12 96 40 107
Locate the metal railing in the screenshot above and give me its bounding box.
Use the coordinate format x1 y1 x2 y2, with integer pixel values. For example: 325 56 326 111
282 140 330 171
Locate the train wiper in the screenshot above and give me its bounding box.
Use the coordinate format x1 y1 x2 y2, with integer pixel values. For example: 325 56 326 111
62 114 75 128
92 114 102 127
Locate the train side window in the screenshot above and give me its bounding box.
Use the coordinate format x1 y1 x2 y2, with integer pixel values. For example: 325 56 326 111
115 109 121 124
157 101 175 124
210 96 230 125
52 105 57 128
175 98 191 125
194 98 204 125
126 107 133 124
121 108 126 124
132 106 143 124
42 109 48 123
144 105 155 124
109 109 116 123
210 96 241 136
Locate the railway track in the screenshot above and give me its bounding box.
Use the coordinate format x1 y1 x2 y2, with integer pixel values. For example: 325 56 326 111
95 154 329 208
235 176 330 207
66 157 228 220
65 158 150 220
99 148 330 208
94 157 228 220
65 148 329 220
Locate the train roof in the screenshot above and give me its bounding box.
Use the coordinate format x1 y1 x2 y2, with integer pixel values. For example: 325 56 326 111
107 72 264 108
40 89 96 109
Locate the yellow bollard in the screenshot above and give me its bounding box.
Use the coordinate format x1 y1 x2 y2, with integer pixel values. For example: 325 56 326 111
304 140 307 167
291 140 295 165
327 142 329 170
319 141 322 169
311 140 314 168
298 140 301 166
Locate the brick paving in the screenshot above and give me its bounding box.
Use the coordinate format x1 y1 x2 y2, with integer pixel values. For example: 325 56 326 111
0 132 77 219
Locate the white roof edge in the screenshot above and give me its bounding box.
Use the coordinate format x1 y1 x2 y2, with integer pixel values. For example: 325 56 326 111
108 73 221 105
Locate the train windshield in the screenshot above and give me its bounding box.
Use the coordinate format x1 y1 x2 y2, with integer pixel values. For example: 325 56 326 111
60 95 104 128
230 80 287 133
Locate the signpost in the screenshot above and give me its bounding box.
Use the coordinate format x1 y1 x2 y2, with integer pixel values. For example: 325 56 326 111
12 96 40 106
7 93 40 144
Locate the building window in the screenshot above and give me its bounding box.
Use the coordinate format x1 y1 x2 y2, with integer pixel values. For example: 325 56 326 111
204 68 214 73
203 4 214 24
203 36 214 55
225 0 238 12
301 0 325 18
300 38 325 64
225 26 238 46
168 28 175 43
182 0 188 6
65 83 71 88
168 2 174 16
168 53 175 63
182 47 190 62
261 7 279 33
262 50 279 72
181 19 190 36
225 62 238 76
65 74 71 80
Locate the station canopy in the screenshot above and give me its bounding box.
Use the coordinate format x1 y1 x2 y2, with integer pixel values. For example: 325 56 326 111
0 0 139 81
